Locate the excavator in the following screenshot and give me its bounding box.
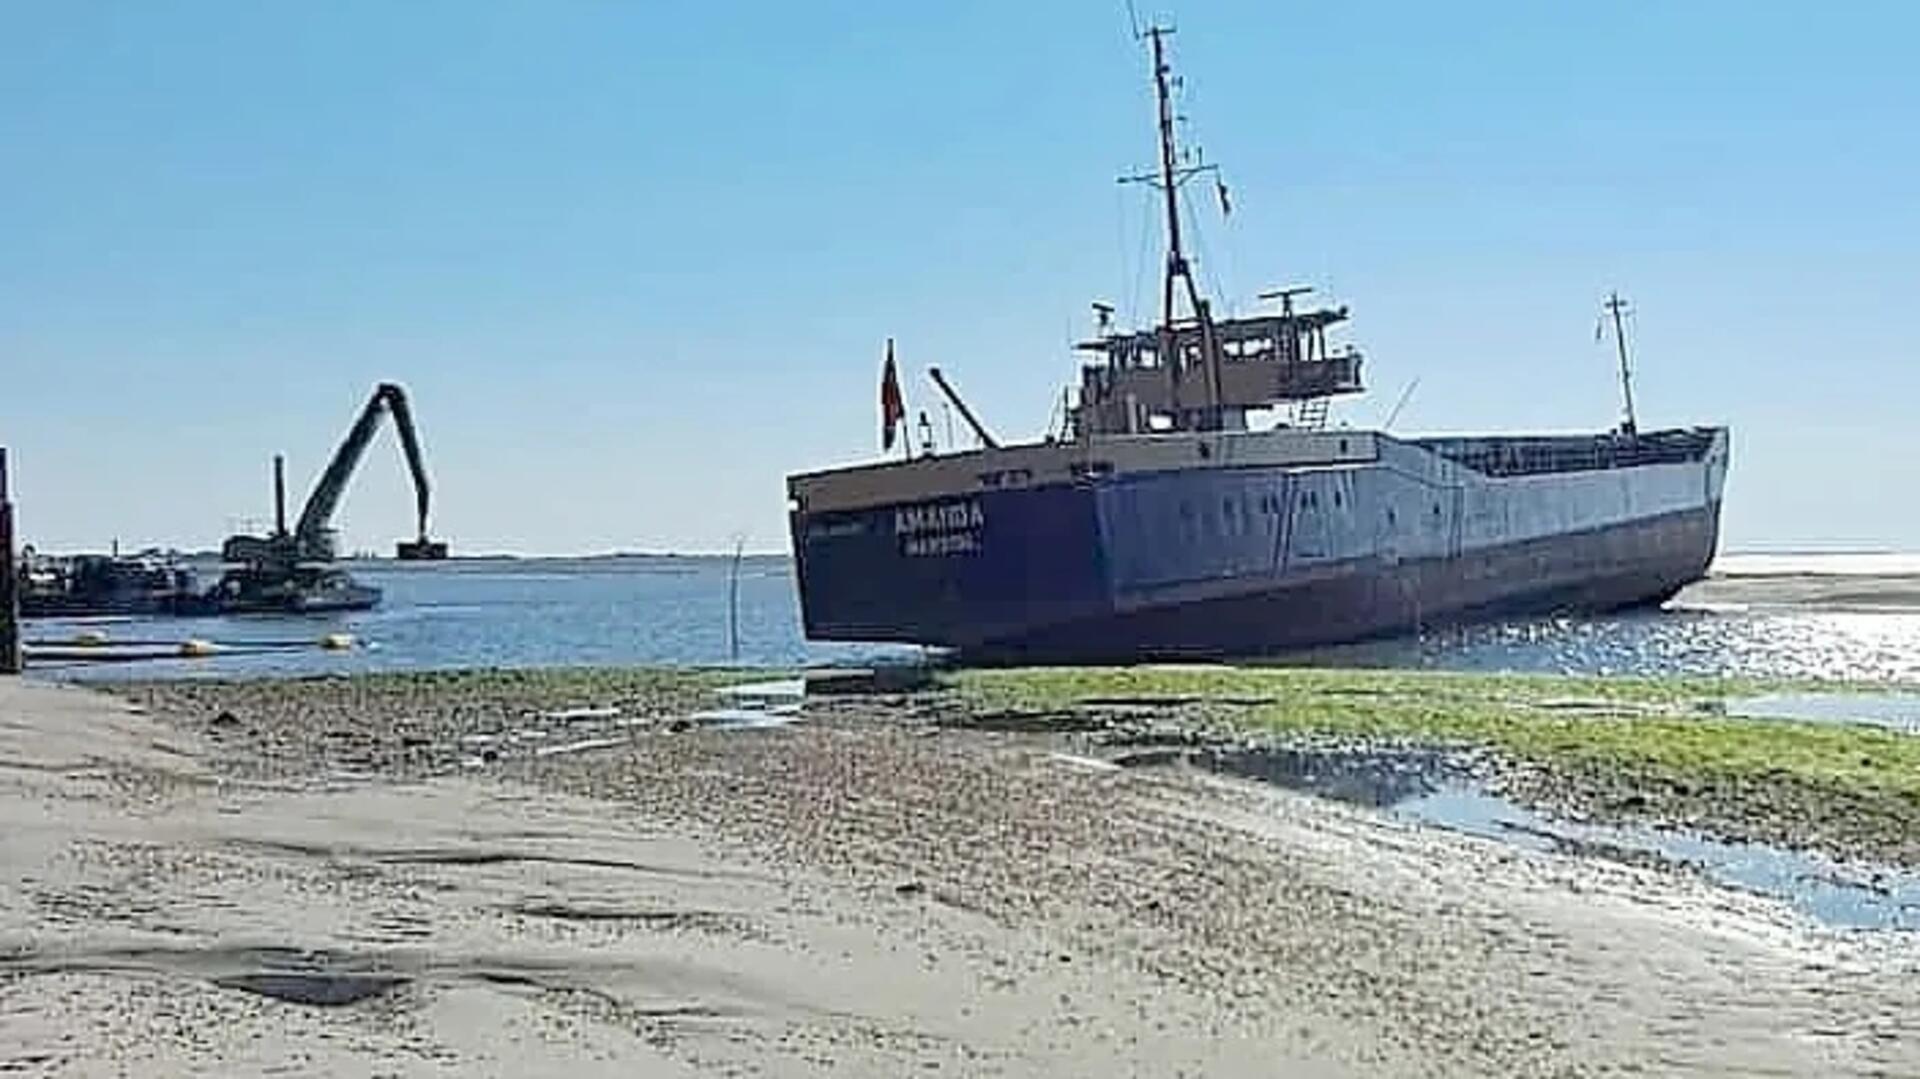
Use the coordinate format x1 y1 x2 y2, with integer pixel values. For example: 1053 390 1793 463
213 382 446 613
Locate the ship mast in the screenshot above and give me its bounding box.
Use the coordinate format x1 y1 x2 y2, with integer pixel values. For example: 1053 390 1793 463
1148 26 1185 332
1602 291 1639 436
1128 25 1225 429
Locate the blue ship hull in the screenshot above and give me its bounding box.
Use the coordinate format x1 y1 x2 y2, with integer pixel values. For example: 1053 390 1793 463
789 428 1727 662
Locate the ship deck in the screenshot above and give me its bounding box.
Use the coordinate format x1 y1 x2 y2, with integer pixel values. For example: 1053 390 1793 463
789 425 1725 515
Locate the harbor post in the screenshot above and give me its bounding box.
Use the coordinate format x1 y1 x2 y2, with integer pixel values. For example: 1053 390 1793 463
0 448 19 674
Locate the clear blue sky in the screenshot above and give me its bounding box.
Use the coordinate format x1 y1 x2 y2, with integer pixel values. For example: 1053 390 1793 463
3 1 1915 554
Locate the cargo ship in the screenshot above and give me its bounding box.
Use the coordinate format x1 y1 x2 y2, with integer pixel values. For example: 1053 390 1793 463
786 28 1728 662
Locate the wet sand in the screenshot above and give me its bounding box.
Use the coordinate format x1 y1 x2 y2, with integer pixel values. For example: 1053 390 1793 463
4 672 1919 1076
1678 568 1920 612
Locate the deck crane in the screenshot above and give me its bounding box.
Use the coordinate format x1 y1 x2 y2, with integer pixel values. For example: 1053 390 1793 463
222 382 447 571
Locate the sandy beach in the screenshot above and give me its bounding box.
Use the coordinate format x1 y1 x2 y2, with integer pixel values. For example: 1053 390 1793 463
3 671 1918 1076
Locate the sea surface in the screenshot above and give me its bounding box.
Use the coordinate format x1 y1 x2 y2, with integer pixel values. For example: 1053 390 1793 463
25 551 1920 685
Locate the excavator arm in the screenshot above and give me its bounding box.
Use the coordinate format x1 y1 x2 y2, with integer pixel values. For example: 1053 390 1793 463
382 387 433 544
293 383 435 560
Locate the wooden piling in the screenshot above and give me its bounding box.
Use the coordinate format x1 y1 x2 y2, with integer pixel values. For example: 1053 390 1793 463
1 448 20 674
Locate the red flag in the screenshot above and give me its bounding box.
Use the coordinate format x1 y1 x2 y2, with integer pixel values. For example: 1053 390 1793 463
880 339 906 451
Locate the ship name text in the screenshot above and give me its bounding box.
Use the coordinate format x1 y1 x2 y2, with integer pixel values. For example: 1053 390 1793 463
896 499 985 558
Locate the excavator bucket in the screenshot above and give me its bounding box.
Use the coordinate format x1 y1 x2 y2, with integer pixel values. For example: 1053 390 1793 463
396 538 448 561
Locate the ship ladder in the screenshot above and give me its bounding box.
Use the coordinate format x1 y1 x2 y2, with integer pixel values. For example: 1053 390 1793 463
1295 398 1330 430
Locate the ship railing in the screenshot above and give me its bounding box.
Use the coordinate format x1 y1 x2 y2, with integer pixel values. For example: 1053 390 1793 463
1422 429 1716 478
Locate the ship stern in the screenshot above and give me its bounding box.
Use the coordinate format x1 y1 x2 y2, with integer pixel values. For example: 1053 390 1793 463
787 465 1111 649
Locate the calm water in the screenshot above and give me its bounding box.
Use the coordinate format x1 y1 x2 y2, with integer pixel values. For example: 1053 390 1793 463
29 557 909 682
1199 744 1920 930
1289 606 1920 683
26 552 1920 684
